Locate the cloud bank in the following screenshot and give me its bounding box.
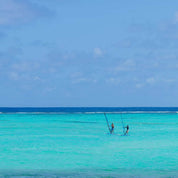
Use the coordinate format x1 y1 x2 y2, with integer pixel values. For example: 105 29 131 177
0 0 53 25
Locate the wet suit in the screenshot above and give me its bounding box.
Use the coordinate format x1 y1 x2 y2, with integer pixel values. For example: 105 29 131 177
125 125 129 135
111 123 114 134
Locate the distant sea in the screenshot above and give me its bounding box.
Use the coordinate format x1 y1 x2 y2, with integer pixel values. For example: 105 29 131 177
0 107 177 177
1 107 178 113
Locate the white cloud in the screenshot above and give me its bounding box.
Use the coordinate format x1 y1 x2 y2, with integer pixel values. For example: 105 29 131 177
72 77 88 84
33 76 41 81
174 11 178 23
146 77 156 84
72 77 97 84
70 72 82 78
114 59 135 72
94 48 103 57
9 71 19 80
106 77 121 84
43 87 56 93
162 78 177 83
12 62 31 72
135 82 145 88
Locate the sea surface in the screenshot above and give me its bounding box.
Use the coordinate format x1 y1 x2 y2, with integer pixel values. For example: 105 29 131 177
0 107 177 177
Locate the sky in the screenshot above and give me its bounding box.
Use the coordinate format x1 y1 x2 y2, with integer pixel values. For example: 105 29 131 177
1 0 178 107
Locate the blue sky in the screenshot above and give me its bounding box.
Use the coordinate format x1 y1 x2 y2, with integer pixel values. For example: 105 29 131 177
1 0 178 107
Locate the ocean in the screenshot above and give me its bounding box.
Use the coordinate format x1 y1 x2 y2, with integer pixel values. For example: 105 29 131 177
0 107 177 177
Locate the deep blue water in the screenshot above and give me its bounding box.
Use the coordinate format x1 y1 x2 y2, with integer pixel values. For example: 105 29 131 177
1 107 178 113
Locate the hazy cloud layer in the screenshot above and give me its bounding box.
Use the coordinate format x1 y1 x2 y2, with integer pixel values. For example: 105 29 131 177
1 43 178 89
0 0 53 25
0 0 178 106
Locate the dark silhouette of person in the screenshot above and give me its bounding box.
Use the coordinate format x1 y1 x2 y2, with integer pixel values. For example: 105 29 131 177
111 123 114 134
125 125 129 135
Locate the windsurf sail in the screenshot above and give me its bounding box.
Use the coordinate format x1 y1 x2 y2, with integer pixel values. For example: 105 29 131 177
121 113 125 134
104 113 111 134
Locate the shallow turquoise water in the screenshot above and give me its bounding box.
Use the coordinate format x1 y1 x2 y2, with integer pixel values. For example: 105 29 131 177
0 113 177 177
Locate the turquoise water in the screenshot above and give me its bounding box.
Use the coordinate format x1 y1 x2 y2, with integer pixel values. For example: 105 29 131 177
0 113 177 177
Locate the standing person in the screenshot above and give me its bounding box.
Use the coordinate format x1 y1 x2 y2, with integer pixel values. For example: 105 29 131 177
124 125 129 135
111 123 114 134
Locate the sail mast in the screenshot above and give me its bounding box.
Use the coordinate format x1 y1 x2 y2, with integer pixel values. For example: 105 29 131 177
121 112 125 134
104 113 111 134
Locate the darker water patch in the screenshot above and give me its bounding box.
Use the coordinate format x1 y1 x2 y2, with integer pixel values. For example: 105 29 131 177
0 169 177 178
1 107 178 114
61 120 98 124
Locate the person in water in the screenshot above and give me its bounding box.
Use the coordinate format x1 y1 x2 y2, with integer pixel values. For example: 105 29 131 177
124 125 129 135
111 123 114 134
